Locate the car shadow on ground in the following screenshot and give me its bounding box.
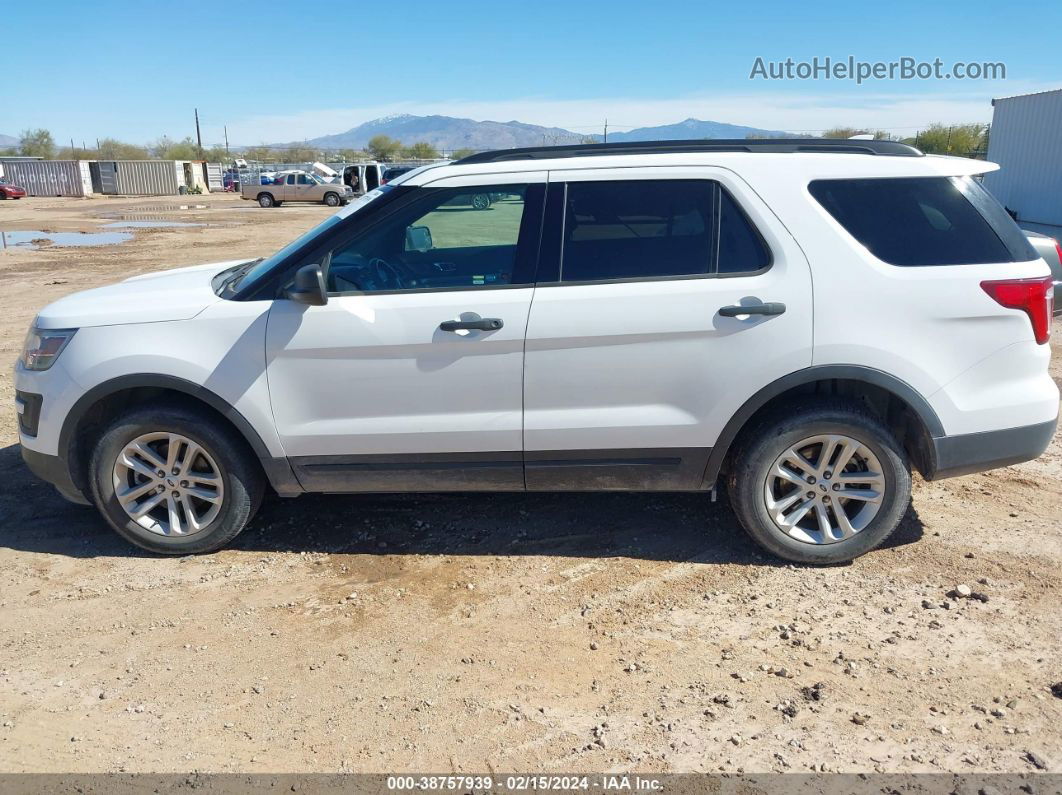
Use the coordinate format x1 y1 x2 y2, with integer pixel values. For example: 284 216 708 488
0 443 925 565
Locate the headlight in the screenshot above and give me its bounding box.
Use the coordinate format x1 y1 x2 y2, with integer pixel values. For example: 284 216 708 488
21 327 76 371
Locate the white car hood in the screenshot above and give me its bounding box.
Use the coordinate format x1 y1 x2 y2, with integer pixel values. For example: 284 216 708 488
34 259 253 329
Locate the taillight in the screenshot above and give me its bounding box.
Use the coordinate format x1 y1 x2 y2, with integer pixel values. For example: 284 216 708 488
980 276 1054 344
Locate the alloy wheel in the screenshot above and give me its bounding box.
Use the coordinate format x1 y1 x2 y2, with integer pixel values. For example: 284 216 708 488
762 434 885 545
112 432 224 536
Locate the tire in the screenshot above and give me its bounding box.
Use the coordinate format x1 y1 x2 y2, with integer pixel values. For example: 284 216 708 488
0 192 7 200
89 403 264 555
323 192 340 207
726 399 911 564
471 193 490 210
257 193 275 208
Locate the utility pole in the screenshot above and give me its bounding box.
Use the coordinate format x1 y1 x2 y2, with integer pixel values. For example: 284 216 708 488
224 125 229 154
194 108 203 158
603 118 608 143
70 138 76 158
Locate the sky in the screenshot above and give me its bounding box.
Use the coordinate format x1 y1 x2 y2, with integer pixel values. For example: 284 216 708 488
3 0 1060 146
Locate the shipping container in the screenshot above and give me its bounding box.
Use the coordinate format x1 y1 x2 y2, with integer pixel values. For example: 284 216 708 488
92 160 180 196
983 88 1062 237
175 161 218 193
0 159 92 197
203 162 223 191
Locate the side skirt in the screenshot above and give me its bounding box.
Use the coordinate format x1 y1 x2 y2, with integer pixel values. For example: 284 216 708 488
525 448 711 491
289 449 712 493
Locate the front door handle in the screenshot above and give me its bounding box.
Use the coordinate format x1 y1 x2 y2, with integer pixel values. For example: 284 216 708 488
440 318 504 332
719 301 786 317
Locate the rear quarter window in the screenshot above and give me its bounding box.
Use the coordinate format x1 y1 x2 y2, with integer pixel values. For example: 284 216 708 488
809 176 1037 266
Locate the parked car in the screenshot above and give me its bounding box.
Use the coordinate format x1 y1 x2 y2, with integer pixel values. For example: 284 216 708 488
0 178 27 199
15 139 1059 563
240 171 353 208
1023 230 1062 312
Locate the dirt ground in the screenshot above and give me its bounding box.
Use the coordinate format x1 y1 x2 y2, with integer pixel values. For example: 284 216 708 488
0 193 1059 774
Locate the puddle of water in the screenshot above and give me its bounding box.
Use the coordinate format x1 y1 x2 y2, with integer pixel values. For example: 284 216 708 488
102 220 205 229
0 230 133 249
106 203 209 213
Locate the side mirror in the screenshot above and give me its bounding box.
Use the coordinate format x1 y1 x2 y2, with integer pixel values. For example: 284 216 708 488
405 225 433 252
286 263 328 306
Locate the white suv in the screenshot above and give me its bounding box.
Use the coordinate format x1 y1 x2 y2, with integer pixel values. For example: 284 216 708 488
15 140 1059 563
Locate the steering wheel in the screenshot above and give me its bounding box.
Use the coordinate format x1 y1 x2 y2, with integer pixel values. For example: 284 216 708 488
368 257 406 290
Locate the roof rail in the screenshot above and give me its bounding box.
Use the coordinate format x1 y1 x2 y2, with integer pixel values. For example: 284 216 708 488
455 138 923 164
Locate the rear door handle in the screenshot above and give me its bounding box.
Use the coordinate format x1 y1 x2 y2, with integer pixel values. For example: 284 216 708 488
439 318 504 332
719 302 786 317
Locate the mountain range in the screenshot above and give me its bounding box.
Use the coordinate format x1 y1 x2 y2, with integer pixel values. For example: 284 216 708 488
605 118 794 142
0 133 18 148
269 114 796 151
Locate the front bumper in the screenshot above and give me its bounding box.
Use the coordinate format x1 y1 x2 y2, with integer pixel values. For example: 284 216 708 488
21 446 90 505
927 417 1058 480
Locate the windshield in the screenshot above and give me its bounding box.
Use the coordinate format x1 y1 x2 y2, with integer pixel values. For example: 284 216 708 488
228 215 343 294
228 183 399 296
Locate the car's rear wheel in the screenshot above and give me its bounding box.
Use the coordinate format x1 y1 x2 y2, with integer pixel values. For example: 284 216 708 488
89 404 264 554
727 400 911 564
471 193 490 210
323 192 340 207
257 193 275 208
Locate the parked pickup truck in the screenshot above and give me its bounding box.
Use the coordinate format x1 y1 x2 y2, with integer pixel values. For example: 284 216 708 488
242 171 353 208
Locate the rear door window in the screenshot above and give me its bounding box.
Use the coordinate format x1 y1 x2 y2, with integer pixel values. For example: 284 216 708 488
558 180 770 282
809 176 1037 266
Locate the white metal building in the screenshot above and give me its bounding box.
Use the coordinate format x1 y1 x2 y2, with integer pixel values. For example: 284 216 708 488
983 88 1062 237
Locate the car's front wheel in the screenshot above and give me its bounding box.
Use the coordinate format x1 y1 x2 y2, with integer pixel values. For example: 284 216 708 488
727 400 911 564
89 404 264 554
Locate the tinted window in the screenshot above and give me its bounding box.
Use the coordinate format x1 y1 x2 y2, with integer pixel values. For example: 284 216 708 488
809 176 1037 266
560 180 769 282
325 185 532 293
717 188 772 274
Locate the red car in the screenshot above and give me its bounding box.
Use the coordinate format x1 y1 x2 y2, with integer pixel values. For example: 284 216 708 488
0 179 27 199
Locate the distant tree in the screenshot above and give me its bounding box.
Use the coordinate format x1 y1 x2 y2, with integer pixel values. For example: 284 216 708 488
367 134 402 162
150 136 199 160
285 145 319 162
821 127 891 140
912 123 986 157
335 148 369 161
56 145 95 160
401 141 439 160
450 147 477 160
0 147 17 157
19 128 56 158
202 145 231 163
95 138 150 159
242 145 276 163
